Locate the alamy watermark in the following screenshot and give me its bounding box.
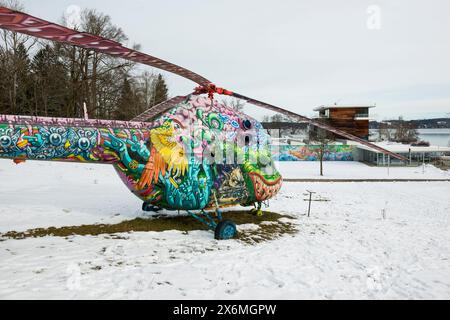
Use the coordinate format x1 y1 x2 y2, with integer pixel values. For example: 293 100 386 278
66 262 82 291
65 5 82 29
367 5 382 30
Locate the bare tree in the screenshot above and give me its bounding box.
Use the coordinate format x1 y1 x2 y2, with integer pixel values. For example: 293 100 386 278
393 116 419 144
378 122 391 141
137 71 157 109
56 8 137 118
222 98 245 113
308 123 334 176
262 115 271 122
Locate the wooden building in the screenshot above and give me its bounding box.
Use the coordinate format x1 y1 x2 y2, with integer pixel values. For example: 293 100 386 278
313 105 374 140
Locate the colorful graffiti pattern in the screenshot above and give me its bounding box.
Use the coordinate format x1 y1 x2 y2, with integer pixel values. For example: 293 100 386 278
274 145 355 161
0 96 282 211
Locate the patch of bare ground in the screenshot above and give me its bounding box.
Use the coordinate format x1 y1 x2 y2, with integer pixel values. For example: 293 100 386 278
237 220 298 245
0 211 298 244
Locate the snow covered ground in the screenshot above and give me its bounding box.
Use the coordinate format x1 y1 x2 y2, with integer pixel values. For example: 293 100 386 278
276 161 450 180
0 159 449 299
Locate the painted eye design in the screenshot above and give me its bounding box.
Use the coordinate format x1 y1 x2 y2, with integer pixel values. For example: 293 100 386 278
78 137 91 150
242 120 252 130
0 136 12 148
230 120 240 128
49 133 63 146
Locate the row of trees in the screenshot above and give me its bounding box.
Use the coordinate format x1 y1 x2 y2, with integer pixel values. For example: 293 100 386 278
0 0 168 120
378 116 419 144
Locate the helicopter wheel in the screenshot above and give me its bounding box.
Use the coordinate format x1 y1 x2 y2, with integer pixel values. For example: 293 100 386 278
214 220 237 240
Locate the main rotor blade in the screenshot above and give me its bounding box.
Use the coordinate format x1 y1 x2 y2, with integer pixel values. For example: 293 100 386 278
131 95 191 122
0 7 211 85
232 92 408 161
0 6 409 163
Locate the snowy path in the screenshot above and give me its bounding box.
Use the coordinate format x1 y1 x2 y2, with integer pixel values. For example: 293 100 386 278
0 160 449 299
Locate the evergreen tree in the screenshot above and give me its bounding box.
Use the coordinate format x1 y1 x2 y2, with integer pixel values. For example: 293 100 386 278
151 74 168 107
115 77 136 120
11 43 33 115
31 45 70 117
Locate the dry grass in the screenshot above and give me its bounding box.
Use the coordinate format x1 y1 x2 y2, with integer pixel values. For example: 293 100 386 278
0 210 298 244
237 220 298 244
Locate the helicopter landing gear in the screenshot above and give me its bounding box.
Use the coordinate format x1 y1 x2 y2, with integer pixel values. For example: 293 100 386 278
142 202 162 212
187 209 237 240
215 220 237 240
250 202 263 217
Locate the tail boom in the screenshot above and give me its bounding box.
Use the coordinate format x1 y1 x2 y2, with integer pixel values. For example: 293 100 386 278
0 114 152 164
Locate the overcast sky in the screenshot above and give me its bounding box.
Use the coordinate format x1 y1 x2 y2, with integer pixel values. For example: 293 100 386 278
17 0 450 120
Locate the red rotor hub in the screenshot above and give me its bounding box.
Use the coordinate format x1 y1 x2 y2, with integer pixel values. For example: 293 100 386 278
194 83 233 100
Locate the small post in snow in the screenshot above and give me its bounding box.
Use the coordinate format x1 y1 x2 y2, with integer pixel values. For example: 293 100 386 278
422 152 425 174
409 148 411 165
387 154 390 176
305 190 316 217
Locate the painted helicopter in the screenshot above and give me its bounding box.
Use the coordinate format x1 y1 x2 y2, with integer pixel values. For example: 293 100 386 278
0 7 407 239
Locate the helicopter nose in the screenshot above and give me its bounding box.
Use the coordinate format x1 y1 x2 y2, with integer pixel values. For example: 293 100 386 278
248 169 283 202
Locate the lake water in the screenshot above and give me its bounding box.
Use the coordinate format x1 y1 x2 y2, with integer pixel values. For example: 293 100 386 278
370 128 450 147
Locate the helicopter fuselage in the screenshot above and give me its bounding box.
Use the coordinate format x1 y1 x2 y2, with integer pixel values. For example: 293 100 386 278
0 96 282 211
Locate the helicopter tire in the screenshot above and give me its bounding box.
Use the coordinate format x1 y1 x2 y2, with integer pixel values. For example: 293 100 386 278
214 220 237 240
